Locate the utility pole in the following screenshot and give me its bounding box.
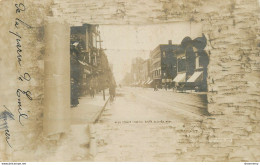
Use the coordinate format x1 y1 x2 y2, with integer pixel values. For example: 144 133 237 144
96 30 105 100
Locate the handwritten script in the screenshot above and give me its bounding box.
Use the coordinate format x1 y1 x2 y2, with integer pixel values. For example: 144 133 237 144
0 106 15 148
9 3 33 126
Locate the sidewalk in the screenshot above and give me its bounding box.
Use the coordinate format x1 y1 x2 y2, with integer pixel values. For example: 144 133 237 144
70 90 110 125
68 90 110 161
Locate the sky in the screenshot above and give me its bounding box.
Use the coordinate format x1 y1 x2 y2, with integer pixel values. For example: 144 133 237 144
99 22 203 83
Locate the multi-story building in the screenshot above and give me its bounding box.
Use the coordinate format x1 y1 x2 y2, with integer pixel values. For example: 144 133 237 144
71 23 100 66
140 59 150 86
122 72 132 86
127 36 208 91
173 35 209 91
130 57 144 86
70 24 114 97
150 40 178 88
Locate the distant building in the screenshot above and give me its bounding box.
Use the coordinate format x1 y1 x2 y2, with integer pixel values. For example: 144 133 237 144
140 59 150 86
122 72 132 86
130 57 144 86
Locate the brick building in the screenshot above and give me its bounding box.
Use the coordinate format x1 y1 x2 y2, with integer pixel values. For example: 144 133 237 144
150 40 179 88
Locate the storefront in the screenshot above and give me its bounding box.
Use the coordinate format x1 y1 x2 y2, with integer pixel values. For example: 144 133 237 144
172 34 209 92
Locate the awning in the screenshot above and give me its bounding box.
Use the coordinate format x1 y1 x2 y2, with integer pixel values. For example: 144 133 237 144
173 73 186 82
78 60 91 67
144 78 150 84
72 42 79 47
135 81 140 85
84 68 91 74
147 79 154 85
187 71 203 82
78 60 85 66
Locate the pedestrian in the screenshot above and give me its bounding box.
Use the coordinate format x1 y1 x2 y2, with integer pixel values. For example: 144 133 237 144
71 78 79 107
165 84 168 91
92 86 95 98
89 87 93 98
175 82 179 92
89 77 95 98
195 86 199 92
180 84 185 93
109 83 116 102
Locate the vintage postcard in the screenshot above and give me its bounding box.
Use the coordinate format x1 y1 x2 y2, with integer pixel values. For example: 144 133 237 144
0 0 259 162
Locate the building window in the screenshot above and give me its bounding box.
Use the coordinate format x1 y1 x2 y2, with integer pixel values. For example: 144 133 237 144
162 51 166 58
199 56 204 68
177 57 186 72
93 33 97 48
196 55 199 69
195 54 204 69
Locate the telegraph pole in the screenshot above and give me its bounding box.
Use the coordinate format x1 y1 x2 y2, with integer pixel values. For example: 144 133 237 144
96 30 106 100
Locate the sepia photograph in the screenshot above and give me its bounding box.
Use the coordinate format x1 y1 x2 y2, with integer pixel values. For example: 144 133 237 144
0 0 259 163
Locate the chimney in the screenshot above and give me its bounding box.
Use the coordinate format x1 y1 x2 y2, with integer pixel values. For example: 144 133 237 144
168 40 172 45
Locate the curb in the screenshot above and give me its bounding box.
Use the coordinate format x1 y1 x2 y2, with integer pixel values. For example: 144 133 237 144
93 96 110 123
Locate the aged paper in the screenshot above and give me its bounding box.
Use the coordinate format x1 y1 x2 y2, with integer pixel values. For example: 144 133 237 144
0 0 259 162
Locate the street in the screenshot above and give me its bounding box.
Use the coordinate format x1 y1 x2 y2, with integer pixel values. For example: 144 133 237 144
93 87 209 161
99 87 208 123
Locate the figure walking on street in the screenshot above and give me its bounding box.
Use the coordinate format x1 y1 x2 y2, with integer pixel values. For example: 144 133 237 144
71 78 79 107
109 83 116 102
154 84 158 91
90 77 95 98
